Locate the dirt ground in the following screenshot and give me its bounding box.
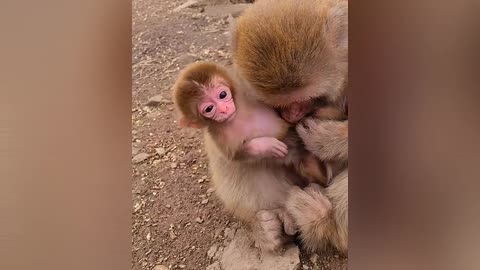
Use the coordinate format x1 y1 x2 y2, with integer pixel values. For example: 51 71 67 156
132 0 347 269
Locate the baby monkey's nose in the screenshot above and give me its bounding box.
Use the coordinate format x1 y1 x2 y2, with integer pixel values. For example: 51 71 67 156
219 105 228 113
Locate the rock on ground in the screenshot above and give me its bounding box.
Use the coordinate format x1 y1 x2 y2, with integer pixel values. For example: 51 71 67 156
173 0 199 12
206 261 222 270
207 244 219 259
132 153 150 164
153 265 168 270
147 94 165 106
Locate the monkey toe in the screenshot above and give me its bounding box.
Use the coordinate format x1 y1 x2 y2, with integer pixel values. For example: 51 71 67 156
277 210 297 236
254 209 294 252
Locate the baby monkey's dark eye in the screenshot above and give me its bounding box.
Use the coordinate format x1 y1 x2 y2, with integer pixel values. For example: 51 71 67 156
219 91 227 99
205 105 214 113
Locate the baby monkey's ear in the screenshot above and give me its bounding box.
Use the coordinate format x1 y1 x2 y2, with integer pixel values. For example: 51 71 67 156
179 116 203 129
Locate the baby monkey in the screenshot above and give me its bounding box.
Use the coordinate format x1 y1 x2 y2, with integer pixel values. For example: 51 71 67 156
173 61 326 185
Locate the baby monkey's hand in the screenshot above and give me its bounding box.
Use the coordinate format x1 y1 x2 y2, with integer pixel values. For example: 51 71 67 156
244 137 288 158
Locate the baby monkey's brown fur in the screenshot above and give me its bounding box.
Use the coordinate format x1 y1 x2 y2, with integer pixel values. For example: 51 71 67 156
173 61 328 185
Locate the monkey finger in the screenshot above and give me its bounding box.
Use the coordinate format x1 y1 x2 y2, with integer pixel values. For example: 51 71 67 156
277 140 288 150
273 141 288 152
272 148 287 158
275 145 288 156
271 149 285 158
296 121 311 135
278 146 288 155
279 143 289 153
276 210 297 236
298 118 322 133
274 142 288 155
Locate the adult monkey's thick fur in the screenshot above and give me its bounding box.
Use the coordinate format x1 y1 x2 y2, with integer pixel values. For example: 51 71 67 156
233 0 348 253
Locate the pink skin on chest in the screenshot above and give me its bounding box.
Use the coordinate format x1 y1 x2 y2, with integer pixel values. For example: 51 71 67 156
199 79 285 143
224 100 285 141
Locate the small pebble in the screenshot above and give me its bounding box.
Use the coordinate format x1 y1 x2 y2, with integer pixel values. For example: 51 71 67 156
155 147 166 156
132 153 150 164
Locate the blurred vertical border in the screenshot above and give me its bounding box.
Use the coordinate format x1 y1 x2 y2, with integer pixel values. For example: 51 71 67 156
351 0 480 269
0 1 132 270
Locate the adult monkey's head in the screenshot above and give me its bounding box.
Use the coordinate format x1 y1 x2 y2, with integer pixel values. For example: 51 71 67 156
232 0 348 108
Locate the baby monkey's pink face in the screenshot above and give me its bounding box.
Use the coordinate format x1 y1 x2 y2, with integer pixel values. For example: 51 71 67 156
198 82 236 123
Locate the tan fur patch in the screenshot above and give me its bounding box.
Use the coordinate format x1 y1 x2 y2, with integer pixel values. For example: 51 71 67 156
339 124 348 136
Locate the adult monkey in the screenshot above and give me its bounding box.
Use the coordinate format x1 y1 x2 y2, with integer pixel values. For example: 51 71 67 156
232 0 348 253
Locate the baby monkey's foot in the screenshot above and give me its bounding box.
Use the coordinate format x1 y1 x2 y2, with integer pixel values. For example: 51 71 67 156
253 209 295 253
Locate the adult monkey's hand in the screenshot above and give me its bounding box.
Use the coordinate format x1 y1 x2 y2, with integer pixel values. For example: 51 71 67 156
297 119 348 162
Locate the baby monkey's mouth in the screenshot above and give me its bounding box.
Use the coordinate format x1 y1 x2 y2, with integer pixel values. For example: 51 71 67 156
224 111 236 123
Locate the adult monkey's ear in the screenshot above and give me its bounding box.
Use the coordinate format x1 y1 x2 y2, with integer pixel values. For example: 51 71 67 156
325 0 348 52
